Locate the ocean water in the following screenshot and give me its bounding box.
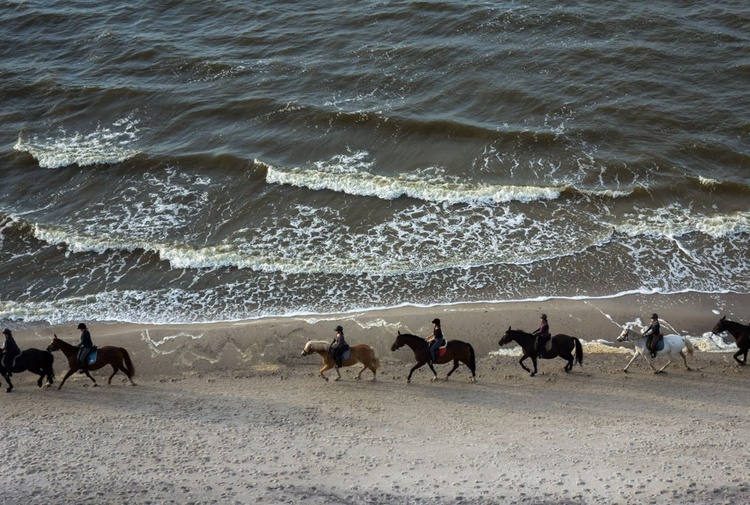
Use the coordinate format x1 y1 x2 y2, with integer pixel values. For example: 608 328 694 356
1 1 749 325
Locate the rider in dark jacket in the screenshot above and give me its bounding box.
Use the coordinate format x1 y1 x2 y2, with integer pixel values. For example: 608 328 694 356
330 326 350 369
77 323 94 373
427 318 446 363
533 314 551 356
2 328 21 375
643 313 662 358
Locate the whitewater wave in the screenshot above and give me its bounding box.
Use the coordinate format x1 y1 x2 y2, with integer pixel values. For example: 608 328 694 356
260 154 563 204
14 115 142 169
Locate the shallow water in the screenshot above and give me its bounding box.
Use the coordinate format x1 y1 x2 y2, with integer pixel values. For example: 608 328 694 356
1 1 749 324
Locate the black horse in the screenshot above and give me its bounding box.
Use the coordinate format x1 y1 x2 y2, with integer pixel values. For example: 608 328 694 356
0 348 55 392
498 327 583 377
390 332 476 383
712 316 750 365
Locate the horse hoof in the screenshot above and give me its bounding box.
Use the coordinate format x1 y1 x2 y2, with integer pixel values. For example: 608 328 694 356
5 387 12 393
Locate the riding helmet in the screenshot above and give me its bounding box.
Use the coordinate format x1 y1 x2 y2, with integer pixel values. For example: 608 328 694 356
431 318 441 325
651 313 658 320
77 323 87 330
334 325 343 332
540 314 547 320
2 328 10 335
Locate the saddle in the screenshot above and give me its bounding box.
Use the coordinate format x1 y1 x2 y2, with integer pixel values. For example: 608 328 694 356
83 347 98 366
647 334 664 356
340 348 351 362
436 341 448 357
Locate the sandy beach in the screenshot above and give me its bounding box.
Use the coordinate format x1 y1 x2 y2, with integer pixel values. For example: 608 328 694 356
2 293 749 504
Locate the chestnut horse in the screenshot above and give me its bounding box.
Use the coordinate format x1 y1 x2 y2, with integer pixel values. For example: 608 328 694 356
390 331 476 383
301 340 380 381
46 334 136 389
498 327 583 377
0 348 55 392
712 316 750 365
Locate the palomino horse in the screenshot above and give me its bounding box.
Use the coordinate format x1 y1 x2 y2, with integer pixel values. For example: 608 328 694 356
0 349 55 392
46 334 136 389
617 326 694 373
498 327 583 377
390 331 476 383
712 316 750 365
301 340 380 381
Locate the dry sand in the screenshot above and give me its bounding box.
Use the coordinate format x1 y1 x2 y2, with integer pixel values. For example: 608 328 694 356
2 293 749 504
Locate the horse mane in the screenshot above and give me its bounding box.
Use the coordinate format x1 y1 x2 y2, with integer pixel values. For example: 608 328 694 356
398 333 428 347
304 340 331 352
719 318 747 332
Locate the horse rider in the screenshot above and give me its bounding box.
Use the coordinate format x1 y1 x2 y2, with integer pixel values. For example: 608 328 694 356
330 325 350 369
2 328 21 376
426 318 446 364
643 313 662 358
533 314 551 356
77 323 94 373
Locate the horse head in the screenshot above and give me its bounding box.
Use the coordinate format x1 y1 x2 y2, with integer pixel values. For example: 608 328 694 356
390 331 405 352
711 316 727 335
497 326 515 347
616 326 632 342
46 334 61 352
301 340 328 356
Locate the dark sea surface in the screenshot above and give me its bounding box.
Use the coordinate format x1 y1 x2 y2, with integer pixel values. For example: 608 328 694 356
1 1 749 324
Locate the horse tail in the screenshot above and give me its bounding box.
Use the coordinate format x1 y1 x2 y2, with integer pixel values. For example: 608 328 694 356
573 337 583 366
120 348 135 378
684 337 695 357
468 342 476 374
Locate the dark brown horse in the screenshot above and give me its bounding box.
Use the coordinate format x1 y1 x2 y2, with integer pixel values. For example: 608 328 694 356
46 334 136 389
0 348 55 392
498 327 583 377
390 331 476 383
712 316 750 365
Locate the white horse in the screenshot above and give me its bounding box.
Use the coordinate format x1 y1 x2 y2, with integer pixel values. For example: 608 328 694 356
616 326 694 373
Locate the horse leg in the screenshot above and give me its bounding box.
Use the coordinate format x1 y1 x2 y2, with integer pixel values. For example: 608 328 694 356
356 364 367 380
108 365 119 385
622 351 638 372
445 359 459 380
427 361 438 381
518 355 532 374
58 369 77 390
530 356 538 377
655 359 672 374
3 373 12 393
733 349 746 366
36 372 44 388
407 362 425 383
83 369 97 386
318 363 332 381
679 351 692 371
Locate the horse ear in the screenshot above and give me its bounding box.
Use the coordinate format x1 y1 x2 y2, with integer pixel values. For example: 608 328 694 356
398 330 401 335
721 315 726 321
507 326 511 331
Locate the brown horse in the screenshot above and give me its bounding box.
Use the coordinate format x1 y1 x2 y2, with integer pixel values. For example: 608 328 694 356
301 340 380 381
390 331 476 383
46 334 136 389
712 316 750 365
498 327 583 377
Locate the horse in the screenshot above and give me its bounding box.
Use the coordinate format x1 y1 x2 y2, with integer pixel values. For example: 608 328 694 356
390 331 476 383
301 340 380 381
616 325 694 373
712 316 750 366
498 327 583 377
0 349 55 392
46 334 136 389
